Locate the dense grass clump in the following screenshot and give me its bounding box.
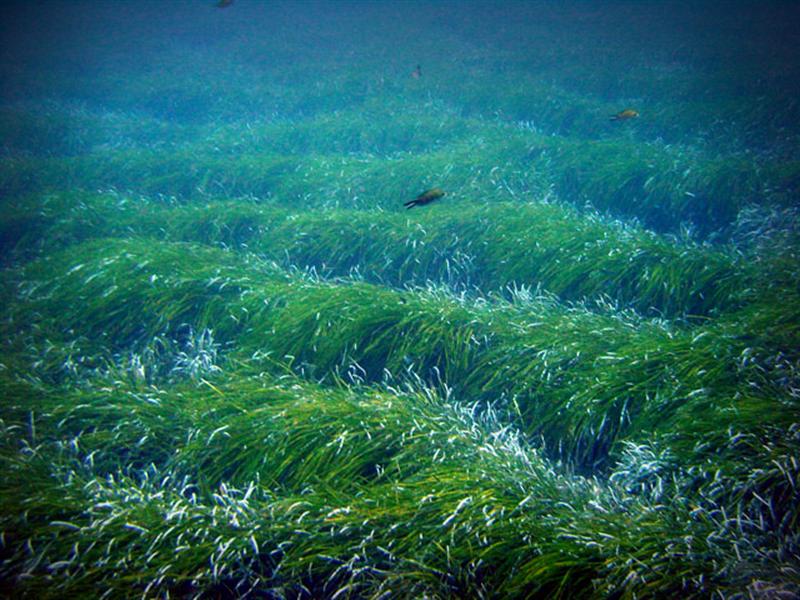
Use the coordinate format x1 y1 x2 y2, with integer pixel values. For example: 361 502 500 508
0 191 768 318
1 371 796 598
3 239 797 522
2 113 797 237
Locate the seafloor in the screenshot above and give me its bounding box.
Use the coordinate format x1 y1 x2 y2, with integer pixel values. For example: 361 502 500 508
1 1 798 597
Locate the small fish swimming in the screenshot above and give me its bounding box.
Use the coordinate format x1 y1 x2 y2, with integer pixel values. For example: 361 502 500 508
404 188 445 209
610 109 639 121
411 64 422 79
216 0 233 8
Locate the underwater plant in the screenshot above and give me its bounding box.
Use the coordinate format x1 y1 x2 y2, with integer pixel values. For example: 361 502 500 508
2 2 799 596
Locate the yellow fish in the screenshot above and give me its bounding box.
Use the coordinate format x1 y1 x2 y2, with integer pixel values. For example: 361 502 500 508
404 188 445 209
610 109 639 121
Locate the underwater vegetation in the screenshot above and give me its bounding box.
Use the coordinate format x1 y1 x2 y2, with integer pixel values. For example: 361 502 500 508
1 0 799 598
2 236 798 597
0 191 773 319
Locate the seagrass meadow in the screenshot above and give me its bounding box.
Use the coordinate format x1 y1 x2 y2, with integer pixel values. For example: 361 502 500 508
1 1 799 598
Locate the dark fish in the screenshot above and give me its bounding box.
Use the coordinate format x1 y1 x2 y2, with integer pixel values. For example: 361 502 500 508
216 0 233 7
411 64 422 79
610 109 639 121
404 188 445 209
